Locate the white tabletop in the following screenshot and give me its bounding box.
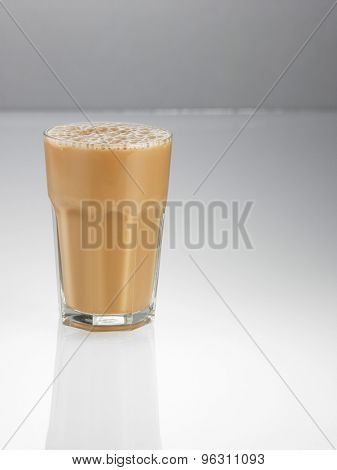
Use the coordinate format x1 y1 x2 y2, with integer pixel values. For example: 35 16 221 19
0 110 336 449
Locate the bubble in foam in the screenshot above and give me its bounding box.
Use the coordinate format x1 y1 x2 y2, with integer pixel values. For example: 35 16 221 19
44 122 172 150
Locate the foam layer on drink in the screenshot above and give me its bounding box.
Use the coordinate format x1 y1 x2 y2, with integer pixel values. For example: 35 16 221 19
45 122 172 150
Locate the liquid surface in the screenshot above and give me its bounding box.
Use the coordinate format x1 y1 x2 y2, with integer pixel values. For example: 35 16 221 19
45 122 172 150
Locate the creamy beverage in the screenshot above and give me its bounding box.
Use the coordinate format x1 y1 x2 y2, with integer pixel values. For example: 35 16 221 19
44 122 172 331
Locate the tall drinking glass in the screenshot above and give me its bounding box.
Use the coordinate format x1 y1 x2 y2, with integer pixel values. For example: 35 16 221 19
44 122 172 331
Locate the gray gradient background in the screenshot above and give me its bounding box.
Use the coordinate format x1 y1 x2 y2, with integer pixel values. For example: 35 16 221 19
0 1 337 451
1 0 337 109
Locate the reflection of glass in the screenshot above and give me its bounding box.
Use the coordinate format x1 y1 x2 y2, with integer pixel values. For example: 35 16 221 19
46 323 161 449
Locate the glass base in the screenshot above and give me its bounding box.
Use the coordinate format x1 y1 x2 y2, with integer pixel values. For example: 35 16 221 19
62 304 155 332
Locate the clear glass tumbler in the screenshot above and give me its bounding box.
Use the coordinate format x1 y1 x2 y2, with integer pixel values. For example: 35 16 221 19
44 122 172 331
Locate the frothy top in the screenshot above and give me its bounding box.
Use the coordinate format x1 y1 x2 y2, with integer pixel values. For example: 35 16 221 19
44 122 172 150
